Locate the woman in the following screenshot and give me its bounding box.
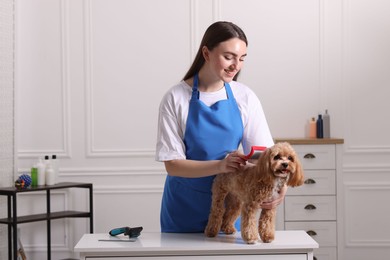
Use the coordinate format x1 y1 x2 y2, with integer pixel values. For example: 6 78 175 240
156 21 286 232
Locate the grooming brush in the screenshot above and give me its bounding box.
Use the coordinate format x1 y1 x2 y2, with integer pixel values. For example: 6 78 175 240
109 226 143 238
98 226 144 242
244 146 267 160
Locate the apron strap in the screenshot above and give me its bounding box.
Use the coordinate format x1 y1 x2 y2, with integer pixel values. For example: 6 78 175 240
224 82 233 99
193 74 233 100
191 74 200 100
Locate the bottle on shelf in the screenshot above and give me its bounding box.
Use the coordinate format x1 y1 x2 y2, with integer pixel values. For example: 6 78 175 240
51 155 59 184
308 117 317 138
45 163 55 185
316 114 323 138
44 155 51 168
31 166 38 187
36 158 46 186
323 109 330 138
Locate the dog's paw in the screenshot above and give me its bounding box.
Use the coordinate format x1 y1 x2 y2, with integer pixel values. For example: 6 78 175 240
241 231 259 244
204 225 219 237
245 239 258 244
243 235 259 244
221 224 236 235
260 232 274 243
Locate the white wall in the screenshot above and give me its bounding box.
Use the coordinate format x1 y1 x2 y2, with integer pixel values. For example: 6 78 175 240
337 0 390 259
14 0 390 259
0 0 15 259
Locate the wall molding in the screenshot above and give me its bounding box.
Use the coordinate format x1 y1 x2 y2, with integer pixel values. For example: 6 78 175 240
85 148 156 158
319 0 327 110
59 0 72 159
83 0 166 158
18 191 70 250
18 148 71 159
343 165 390 172
59 166 165 177
190 0 198 62
18 0 72 159
344 144 390 154
212 0 221 21
83 0 96 159
344 182 390 247
94 185 163 194
342 0 390 155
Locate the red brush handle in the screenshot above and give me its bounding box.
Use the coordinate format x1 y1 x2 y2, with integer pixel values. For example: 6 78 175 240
245 146 267 160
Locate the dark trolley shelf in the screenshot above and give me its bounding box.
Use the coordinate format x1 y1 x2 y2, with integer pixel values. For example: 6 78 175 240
0 182 93 260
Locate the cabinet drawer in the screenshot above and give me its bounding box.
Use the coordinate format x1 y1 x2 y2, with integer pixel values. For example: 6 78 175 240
284 196 336 221
287 170 336 196
285 221 337 247
294 145 335 170
313 247 337 260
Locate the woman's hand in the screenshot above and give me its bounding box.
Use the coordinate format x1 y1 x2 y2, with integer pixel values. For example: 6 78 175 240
218 151 247 173
164 151 247 178
260 184 287 209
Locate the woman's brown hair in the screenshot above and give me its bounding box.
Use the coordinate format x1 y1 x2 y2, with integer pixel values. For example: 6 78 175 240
183 21 248 81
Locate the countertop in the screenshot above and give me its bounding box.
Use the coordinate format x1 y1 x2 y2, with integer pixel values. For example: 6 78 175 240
74 231 319 257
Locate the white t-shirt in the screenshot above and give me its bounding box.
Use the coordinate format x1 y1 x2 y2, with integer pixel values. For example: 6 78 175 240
155 80 274 161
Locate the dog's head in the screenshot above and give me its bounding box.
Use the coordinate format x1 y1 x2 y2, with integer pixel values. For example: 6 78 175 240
256 142 304 187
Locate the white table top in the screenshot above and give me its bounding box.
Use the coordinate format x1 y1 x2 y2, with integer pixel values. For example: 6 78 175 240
75 231 319 257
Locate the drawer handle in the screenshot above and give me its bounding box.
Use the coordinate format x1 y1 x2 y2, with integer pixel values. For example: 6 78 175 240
303 153 316 159
304 178 316 184
306 230 317 236
304 204 317 210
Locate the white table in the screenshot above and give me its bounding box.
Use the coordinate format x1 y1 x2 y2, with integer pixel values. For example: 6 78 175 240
74 231 318 260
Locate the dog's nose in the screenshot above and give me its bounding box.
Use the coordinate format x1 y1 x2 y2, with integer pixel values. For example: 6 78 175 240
281 162 288 168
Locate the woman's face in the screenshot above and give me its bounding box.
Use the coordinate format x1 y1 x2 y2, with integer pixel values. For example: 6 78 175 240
203 37 247 83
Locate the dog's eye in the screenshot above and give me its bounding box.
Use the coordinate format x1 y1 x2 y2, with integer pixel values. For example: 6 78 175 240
274 155 281 160
288 156 294 162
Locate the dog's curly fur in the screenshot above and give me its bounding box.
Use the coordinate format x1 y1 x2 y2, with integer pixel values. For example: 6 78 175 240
204 142 304 244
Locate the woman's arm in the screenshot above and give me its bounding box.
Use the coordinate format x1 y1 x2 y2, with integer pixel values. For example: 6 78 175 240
164 151 247 178
165 150 286 207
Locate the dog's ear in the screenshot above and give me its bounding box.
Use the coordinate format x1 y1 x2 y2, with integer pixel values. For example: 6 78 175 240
287 156 304 187
256 147 274 183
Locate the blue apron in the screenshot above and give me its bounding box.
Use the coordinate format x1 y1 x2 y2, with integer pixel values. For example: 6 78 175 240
160 74 243 232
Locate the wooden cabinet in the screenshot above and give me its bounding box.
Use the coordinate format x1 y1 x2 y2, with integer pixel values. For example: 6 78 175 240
275 138 343 260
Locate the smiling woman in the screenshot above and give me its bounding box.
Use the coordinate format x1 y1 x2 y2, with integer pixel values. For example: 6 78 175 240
198 38 247 90
155 21 282 233
184 21 248 85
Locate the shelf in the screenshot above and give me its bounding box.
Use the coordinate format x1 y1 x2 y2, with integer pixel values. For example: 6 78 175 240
0 182 93 195
0 210 91 224
274 138 344 145
0 182 93 260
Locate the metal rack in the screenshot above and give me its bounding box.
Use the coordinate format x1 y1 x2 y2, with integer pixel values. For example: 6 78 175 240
0 182 93 260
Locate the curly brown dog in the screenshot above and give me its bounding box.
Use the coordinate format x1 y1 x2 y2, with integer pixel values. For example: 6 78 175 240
204 142 304 244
